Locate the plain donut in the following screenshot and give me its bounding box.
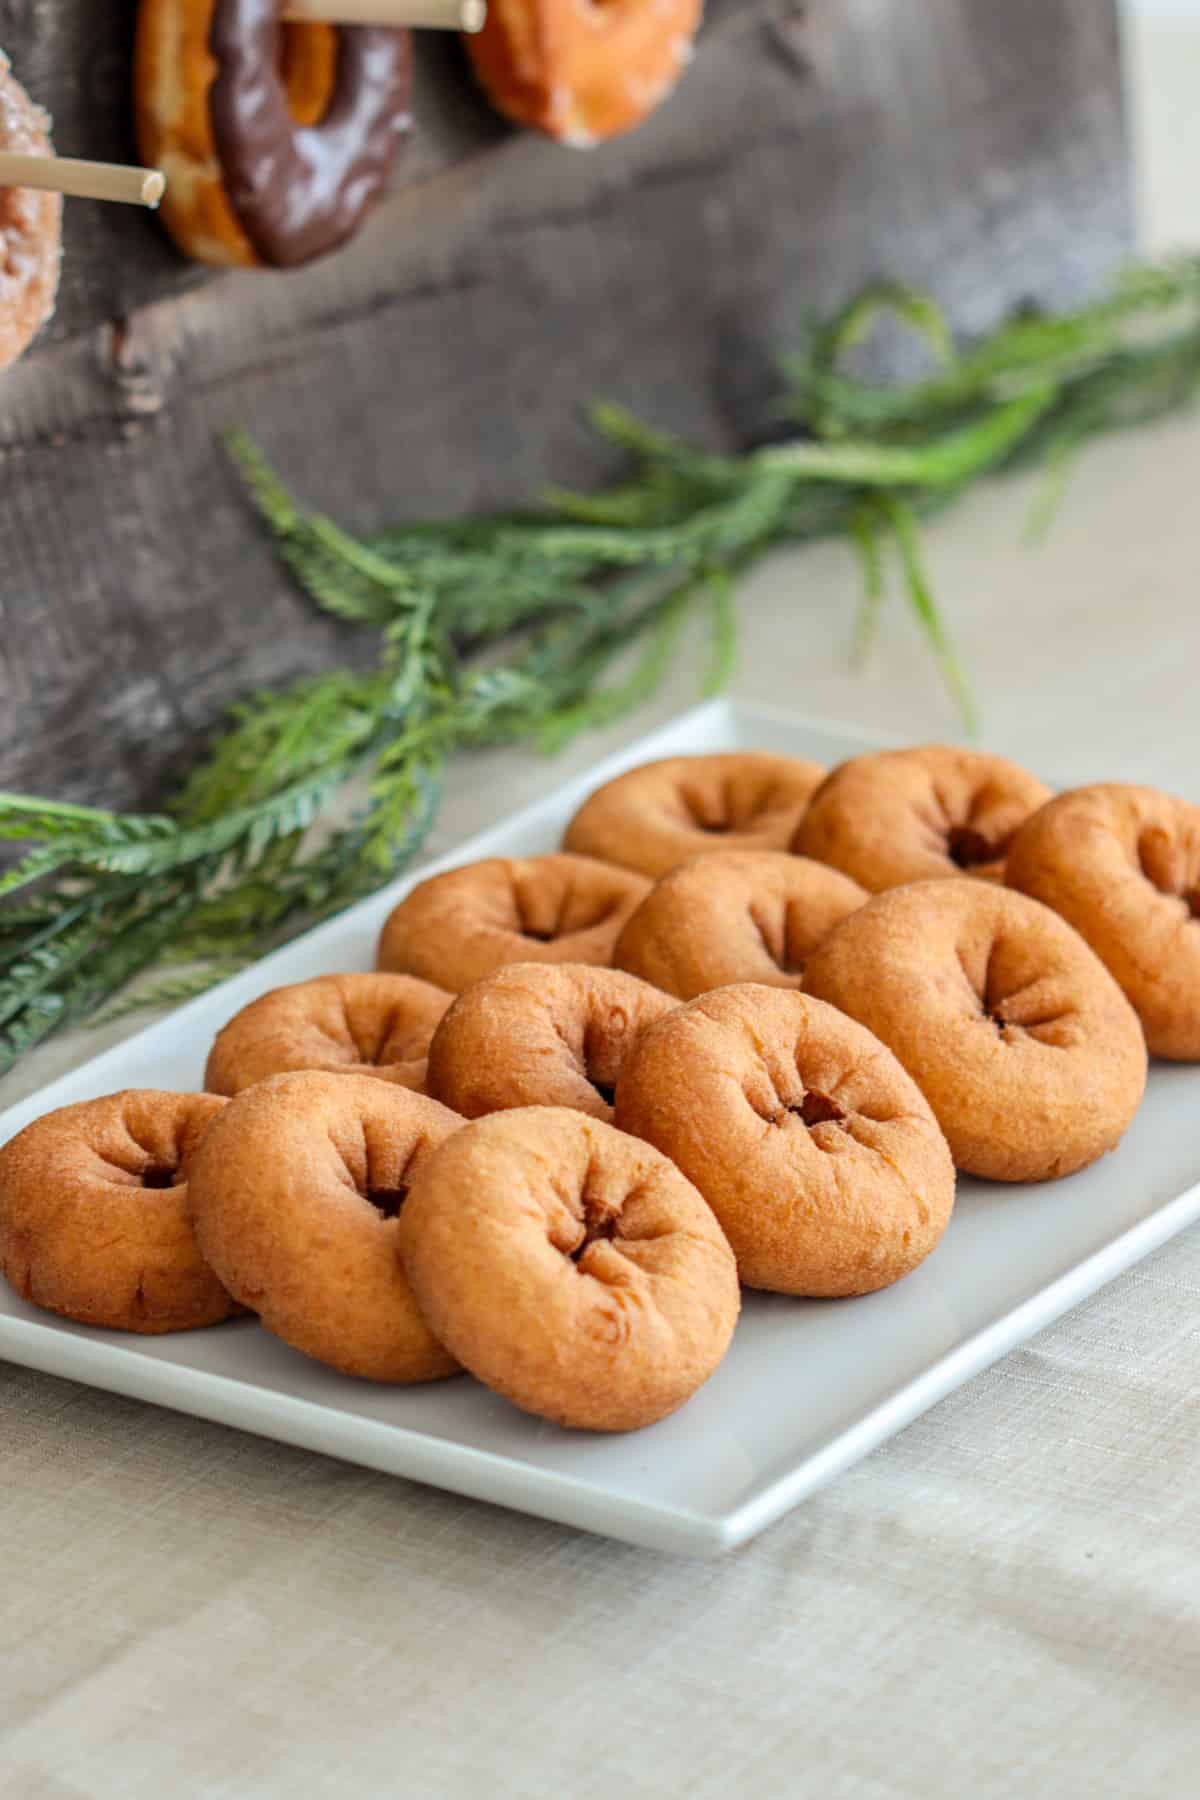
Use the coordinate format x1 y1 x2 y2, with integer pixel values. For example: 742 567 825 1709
615 986 955 1295
188 1071 464 1381
0 1090 233 1333
795 745 1051 891
803 880 1147 1181
398 1106 739 1431
564 752 827 880
1006 782 1200 1060
614 850 867 998
426 962 676 1122
376 853 649 992
205 972 452 1096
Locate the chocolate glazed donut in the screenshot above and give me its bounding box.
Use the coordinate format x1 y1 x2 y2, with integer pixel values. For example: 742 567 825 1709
209 0 411 266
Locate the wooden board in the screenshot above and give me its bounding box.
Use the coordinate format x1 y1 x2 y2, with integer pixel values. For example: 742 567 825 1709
0 0 1132 807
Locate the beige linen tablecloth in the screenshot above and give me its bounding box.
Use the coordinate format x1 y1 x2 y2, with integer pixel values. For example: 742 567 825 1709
4 400 1200 1799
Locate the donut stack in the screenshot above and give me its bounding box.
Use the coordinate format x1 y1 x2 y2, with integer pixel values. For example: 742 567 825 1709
5 743 1195 1437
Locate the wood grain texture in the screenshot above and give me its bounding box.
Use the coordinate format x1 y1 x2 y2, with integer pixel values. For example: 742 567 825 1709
0 0 1132 806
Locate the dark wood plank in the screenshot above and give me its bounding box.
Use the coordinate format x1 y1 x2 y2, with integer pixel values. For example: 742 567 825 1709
0 0 1131 807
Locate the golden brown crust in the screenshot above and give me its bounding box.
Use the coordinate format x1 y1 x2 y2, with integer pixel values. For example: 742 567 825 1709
135 0 262 267
564 753 827 881
188 1071 465 1381
0 1090 234 1333
376 853 649 991
615 987 955 1295
803 880 1148 1181
614 850 867 999
1006 783 1200 1061
205 972 453 1096
398 1106 739 1431
795 746 1052 891
0 52 62 372
466 0 703 145
426 962 676 1123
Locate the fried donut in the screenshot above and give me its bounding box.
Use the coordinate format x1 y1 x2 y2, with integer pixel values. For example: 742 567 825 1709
0 53 61 372
376 853 649 992
135 0 411 268
803 881 1147 1182
427 963 675 1123
614 851 867 999
0 1091 233 1333
188 1071 463 1381
398 1106 738 1431
614 987 955 1296
1006 783 1200 1061
466 0 703 147
794 746 1052 891
564 752 827 881
205 972 452 1096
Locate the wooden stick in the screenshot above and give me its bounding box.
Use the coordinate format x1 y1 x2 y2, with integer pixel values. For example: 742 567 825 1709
0 155 165 209
283 0 486 30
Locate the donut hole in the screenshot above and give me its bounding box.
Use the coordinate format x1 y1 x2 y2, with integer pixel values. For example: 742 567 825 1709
569 1204 618 1262
367 1185 408 1220
795 1089 845 1129
679 778 771 835
1136 826 1200 917
748 901 812 976
140 1164 178 1190
279 23 339 128
947 824 1000 870
511 880 613 944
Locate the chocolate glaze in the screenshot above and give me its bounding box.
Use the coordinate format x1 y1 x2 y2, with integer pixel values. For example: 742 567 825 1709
208 0 411 269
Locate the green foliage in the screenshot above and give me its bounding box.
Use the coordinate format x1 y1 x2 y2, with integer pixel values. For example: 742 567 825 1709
0 258 1198 1072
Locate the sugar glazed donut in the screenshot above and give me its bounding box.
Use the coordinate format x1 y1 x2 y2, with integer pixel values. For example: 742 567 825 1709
615 851 867 999
795 746 1051 892
0 1091 234 1333
1006 783 1200 1061
804 881 1148 1182
377 853 649 992
398 1107 739 1431
205 972 452 1096
189 1072 464 1380
615 987 955 1296
466 0 703 147
564 752 827 881
427 963 675 1123
0 53 61 372
135 0 411 267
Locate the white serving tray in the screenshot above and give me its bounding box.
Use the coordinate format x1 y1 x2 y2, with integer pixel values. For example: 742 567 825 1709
2 700 1198 1556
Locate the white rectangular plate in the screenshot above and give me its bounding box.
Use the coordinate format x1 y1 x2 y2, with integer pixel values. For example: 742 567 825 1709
2 701 1197 1557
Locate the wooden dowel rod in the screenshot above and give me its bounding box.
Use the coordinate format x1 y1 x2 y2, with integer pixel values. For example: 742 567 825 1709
0 155 165 208
283 0 486 30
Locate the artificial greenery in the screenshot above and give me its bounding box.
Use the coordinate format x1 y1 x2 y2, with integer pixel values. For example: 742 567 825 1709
1 258 1199 1074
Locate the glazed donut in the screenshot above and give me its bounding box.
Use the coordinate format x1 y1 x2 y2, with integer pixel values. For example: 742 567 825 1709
205 971 452 1096
564 752 827 881
614 851 867 1000
0 53 61 372
803 880 1148 1182
397 1106 739 1431
466 0 703 147
135 0 411 267
426 962 675 1123
614 986 955 1296
188 1071 464 1381
794 746 1052 891
1006 783 1200 1061
0 1091 234 1333
376 853 650 992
